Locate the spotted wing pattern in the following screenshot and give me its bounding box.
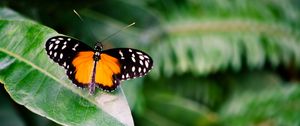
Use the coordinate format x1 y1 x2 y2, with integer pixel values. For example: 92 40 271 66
45 36 154 92
45 36 93 87
102 48 153 81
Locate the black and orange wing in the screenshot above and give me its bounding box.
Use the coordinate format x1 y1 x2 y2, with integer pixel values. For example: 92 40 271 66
94 53 122 91
71 51 122 91
45 36 93 88
101 48 153 81
46 36 154 92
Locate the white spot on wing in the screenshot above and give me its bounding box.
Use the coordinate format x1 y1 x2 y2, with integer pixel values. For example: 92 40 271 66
144 55 149 59
51 38 56 41
132 66 135 72
49 44 53 50
143 68 146 73
72 44 78 51
145 61 149 68
55 40 60 44
62 45 66 50
139 55 144 60
58 37 63 40
136 52 142 55
122 75 125 79
63 41 67 45
129 49 132 52
54 52 57 57
131 57 136 62
60 53 63 59
126 73 130 78
54 45 58 50
119 50 123 57
67 38 71 41
139 60 143 65
132 54 135 57
138 67 141 72
49 51 52 55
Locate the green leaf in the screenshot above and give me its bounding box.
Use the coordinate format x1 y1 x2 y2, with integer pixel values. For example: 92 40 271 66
0 8 133 126
146 0 300 77
0 7 31 21
150 18 300 77
145 93 218 126
220 84 300 126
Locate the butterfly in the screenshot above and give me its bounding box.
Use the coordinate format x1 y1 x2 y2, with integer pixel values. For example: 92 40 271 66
45 36 153 94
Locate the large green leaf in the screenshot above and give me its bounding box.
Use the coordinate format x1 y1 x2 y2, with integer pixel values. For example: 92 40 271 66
147 0 300 78
0 8 133 126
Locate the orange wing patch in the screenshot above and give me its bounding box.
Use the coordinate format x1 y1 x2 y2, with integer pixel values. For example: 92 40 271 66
72 52 121 87
95 54 121 87
72 51 94 84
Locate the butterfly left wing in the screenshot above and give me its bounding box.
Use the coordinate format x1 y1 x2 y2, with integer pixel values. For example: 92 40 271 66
45 36 94 88
101 48 153 81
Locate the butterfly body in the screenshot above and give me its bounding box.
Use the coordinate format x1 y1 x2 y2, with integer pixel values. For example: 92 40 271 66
45 36 153 94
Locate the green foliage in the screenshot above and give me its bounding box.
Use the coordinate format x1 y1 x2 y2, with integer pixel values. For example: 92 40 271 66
149 1 300 77
0 0 300 125
0 8 133 126
221 83 300 126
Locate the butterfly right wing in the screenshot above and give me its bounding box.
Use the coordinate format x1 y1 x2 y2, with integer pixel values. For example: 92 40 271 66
45 36 93 87
102 48 153 81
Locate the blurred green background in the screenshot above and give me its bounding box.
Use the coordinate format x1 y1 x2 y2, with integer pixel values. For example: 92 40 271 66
1 0 300 126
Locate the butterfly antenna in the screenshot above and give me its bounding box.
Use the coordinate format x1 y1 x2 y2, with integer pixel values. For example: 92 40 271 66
73 10 84 21
99 22 135 43
73 10 135 44
73 10 101 42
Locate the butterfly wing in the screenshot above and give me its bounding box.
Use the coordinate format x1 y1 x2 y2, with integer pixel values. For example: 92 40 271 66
45 36 93 87
101 48 153 81
93 53 122 91
46 37 154 92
